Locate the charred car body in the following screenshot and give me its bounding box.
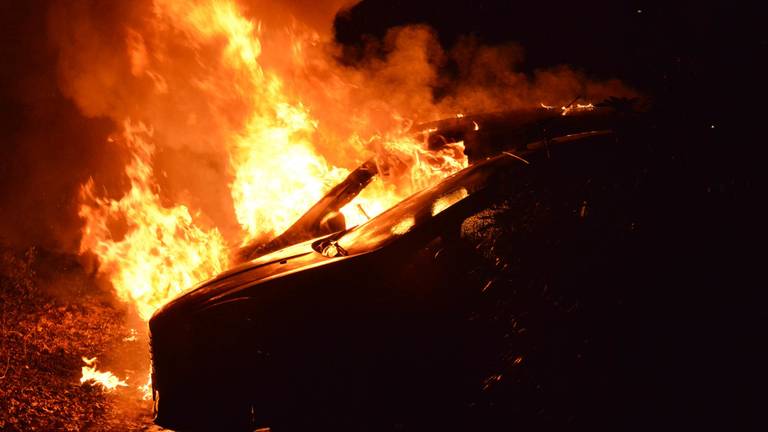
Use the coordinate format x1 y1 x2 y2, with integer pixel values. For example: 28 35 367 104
150 103 648 430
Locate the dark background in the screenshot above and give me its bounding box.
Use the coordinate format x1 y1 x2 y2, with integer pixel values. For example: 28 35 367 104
348 2 761 429
335 1 765 121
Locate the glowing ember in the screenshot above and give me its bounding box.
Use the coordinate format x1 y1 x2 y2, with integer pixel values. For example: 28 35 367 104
123 328 138 342
80 357 128 391
561 103 595 116
539 101 595 115
139 372 153 401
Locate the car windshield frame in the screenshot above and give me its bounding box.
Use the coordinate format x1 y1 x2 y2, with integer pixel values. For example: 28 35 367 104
337 154 520 254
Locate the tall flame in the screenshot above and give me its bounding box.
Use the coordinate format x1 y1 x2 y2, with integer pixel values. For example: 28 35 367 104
79 121 229 320
78 0 467 322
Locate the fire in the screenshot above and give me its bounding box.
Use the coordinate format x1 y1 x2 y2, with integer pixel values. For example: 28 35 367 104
139 372 153 400
80 357 128 391
342 137 467 227
153 0 341 242
541 101 595 116
230 104 350 241
53 0 635 409
561 102 595 116
76 0 468 393
79 121 230 321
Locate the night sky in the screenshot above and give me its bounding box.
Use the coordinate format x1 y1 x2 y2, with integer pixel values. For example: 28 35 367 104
335 1 764 111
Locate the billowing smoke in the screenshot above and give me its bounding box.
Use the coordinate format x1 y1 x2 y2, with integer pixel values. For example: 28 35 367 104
0 1 127 252
3 0 633 253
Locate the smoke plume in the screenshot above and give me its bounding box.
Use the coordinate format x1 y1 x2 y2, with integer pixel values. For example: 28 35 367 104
3 0 633 252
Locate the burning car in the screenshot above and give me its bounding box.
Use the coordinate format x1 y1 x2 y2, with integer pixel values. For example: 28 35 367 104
149 106 631 430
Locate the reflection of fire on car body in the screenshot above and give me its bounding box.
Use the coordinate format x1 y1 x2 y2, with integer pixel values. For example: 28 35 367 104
149 101 641 431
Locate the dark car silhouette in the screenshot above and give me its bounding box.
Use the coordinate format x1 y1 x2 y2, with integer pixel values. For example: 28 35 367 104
149 107 638 431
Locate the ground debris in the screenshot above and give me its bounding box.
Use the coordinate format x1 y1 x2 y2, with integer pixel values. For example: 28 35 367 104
0 246 155 431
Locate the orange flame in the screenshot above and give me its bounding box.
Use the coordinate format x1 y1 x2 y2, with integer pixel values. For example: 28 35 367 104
540 101 595 115
79 0 466 323
80 357 129 391
63 0 634 400
79 121 230 321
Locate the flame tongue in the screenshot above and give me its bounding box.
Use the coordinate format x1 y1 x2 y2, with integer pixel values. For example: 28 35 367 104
78 0 467 322
79 121 230 321
230 111 350 243
80 357 129 391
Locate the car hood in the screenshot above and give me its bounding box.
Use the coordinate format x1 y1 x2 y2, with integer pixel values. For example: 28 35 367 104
151 153 529 322
151 236 347 319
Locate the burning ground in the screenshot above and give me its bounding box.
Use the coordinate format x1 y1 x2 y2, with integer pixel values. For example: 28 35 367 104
0 246 154 431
